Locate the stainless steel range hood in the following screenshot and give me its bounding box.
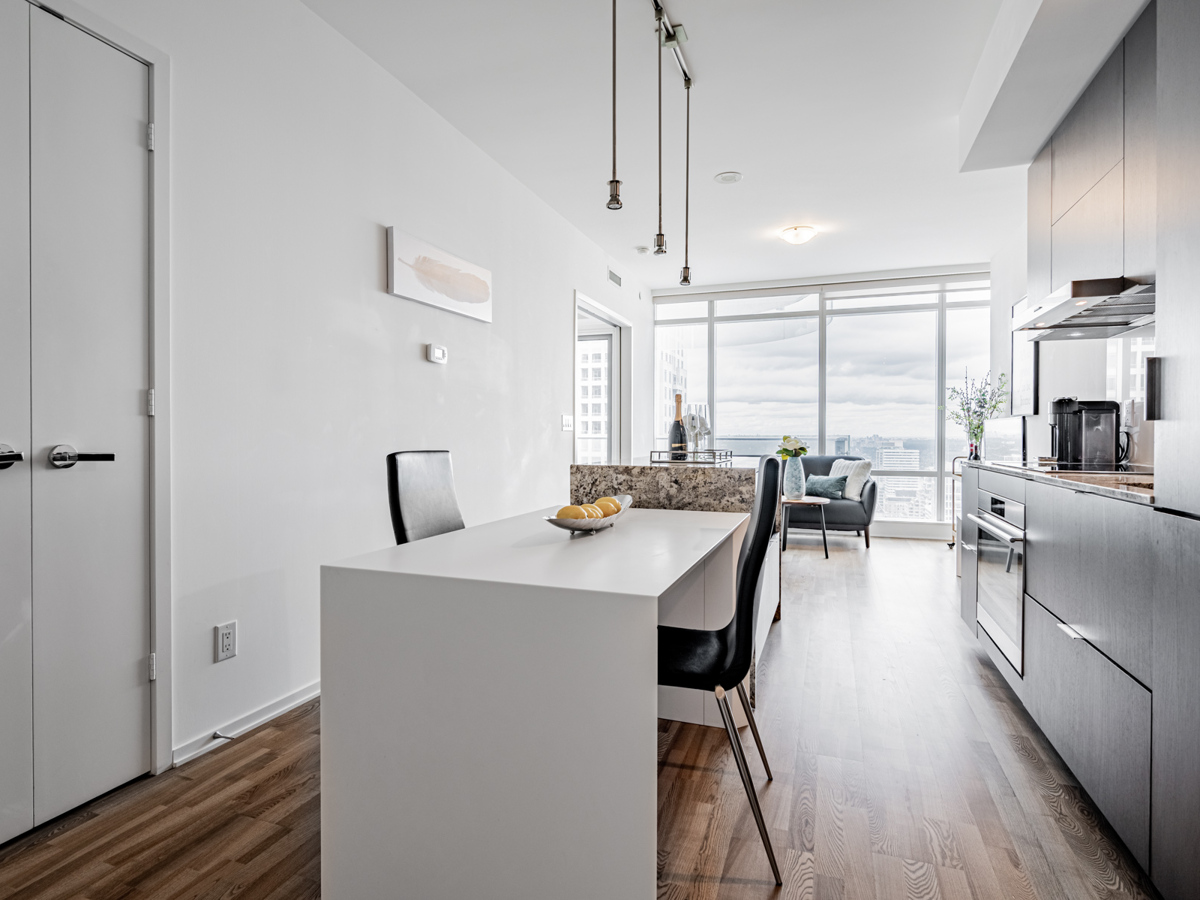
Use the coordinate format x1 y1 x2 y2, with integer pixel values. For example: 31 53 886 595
1012 278 1155 341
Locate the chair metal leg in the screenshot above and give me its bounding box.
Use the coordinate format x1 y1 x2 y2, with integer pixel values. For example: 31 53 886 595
819 505 829 559
735 681 772 780
715 687 782 886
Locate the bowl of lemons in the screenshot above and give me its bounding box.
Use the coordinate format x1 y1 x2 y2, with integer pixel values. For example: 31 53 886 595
545 494 633 534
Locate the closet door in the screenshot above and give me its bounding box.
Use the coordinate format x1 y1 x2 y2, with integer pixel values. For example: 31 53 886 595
30 5 152 824
0 0 34 845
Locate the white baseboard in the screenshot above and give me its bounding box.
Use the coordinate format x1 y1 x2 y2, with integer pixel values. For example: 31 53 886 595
869 519 953 541
172 680 320 767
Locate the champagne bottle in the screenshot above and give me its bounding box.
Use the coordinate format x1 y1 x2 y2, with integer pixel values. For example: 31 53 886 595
669 393 688 461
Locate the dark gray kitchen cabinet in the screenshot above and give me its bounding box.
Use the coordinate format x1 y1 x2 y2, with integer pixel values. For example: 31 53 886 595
1123 2 1156 282
960 465 978 634
1028 141 1052 305
977 468 1024 503
1051 160 1124 289
1024 596 1151 869
1024 481 1082 622
1074 491 1154 686
1051 45 1124 224
1151 509 1200 900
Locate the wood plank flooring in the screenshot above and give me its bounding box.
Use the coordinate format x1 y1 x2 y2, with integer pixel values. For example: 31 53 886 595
657 537 1158 899
0 538 1157 898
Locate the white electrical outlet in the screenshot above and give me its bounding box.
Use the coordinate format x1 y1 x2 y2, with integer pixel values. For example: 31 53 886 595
215 621 237 662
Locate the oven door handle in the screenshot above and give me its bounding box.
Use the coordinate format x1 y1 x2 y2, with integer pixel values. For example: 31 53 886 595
968 513 1024 544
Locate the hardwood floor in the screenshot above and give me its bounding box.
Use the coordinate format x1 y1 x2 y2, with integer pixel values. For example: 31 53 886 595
0 700 321 900
657 537 1157 900
0 538 1156 899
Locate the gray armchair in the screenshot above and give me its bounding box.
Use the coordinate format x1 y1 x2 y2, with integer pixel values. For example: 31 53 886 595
782 454 877 548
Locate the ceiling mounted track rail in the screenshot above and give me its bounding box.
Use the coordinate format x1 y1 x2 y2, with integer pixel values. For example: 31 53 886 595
648 0 692 85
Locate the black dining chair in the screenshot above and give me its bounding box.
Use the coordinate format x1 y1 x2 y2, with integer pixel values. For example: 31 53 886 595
658 454 783 885
386 451 466 544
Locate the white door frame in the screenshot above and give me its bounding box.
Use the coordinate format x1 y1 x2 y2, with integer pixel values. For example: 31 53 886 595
31 0 172 774
574 291 633 465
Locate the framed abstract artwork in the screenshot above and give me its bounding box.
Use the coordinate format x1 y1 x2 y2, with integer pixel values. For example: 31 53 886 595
387 226 492 323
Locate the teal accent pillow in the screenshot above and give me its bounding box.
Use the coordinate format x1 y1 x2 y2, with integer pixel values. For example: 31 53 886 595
805 474 847 499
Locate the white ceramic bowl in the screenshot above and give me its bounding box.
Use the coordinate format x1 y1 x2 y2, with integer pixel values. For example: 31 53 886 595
544 495 634 534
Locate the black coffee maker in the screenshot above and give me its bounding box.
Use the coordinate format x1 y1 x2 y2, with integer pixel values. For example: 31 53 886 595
1049 398 1125 468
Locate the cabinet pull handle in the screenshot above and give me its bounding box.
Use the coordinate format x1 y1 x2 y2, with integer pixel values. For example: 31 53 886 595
1057 622 1083 640
967 513 1024 543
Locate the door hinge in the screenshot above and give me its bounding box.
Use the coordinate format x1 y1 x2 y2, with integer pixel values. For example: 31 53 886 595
149 652 157 682
147 122 155 152
146 388 155 416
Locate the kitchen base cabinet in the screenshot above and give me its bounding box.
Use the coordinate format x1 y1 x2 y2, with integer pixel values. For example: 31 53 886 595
1151 510 1200 900
1024 596 1151 869
960 464 978 635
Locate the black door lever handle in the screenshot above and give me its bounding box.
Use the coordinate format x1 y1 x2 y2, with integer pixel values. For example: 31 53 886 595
48 445 116 469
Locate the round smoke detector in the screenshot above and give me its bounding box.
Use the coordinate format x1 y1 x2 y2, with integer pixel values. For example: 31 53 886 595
714 171 742 184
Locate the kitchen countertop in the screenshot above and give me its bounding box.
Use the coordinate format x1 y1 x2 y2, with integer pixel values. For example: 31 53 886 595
966 460 1154 505
570 460 757 512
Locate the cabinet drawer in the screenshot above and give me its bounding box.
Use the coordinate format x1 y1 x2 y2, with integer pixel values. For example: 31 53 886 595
978 469 1025 503
1025 597 1150 868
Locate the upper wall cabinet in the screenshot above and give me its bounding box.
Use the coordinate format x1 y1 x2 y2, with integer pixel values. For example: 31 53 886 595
1051 47 1124 225
1124 3 1157 283
1028 143 1052 305
1027 2 1157 302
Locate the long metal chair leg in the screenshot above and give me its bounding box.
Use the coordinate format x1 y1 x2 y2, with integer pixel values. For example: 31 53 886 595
715 686 782 886
735 681 772 780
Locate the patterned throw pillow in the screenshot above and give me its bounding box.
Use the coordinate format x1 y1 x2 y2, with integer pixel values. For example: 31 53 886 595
828 458 872 501
805 474 848 499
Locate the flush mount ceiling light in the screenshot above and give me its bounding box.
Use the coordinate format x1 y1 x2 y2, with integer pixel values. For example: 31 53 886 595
714 171 742 184
779 225 818 245
606 0 622 210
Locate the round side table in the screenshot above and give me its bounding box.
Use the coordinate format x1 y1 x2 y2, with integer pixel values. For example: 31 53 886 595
781 496 831 559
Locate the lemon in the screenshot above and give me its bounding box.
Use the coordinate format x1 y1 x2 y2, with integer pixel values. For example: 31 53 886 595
594 498 621 517
557 505 588 519
581 504 604 519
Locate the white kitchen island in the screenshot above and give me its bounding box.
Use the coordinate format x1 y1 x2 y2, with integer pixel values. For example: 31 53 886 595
320 506 751 900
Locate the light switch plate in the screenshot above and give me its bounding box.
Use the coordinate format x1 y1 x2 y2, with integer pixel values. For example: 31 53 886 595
426 343 448 364
561 414 574 432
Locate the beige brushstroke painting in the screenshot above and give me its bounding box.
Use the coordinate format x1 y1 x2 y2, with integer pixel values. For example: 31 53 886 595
387 226 493 323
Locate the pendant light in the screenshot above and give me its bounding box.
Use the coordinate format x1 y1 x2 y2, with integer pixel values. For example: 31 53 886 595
606 0 622 210
653 9 667 255
679 78 691 285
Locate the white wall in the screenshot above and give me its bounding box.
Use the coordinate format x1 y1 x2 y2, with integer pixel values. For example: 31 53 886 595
73 0 654 752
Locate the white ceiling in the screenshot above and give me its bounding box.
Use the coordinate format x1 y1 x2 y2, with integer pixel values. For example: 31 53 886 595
301 0 1028 291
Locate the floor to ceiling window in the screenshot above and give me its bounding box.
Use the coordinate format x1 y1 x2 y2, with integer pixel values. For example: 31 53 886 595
653 271 992 522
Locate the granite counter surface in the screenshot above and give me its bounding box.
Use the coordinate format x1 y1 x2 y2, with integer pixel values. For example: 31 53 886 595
571 463 756 513
967 460 1154 505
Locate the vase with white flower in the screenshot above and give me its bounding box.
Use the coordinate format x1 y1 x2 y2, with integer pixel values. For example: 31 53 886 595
776 436 808 499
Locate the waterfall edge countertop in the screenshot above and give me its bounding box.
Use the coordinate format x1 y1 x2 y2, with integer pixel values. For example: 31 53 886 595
320 506 750 900
967 459 1154 504
571 459 757 512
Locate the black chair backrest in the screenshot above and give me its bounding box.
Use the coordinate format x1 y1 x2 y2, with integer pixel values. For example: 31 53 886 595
718 454 781 689
386 451 466 544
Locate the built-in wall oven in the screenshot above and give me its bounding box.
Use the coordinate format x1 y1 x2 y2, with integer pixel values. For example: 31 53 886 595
969 491 1026 673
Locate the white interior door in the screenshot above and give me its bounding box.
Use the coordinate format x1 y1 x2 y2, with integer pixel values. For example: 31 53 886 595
0 0 34 844
29 5 152 824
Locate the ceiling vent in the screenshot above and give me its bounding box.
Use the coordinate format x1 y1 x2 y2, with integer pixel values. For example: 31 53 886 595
608 268 622 287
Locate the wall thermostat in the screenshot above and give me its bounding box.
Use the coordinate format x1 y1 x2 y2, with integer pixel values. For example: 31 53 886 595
426 344 448 365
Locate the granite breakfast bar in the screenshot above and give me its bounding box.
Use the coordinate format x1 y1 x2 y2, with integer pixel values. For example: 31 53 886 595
570 459 757 513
